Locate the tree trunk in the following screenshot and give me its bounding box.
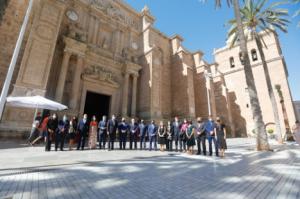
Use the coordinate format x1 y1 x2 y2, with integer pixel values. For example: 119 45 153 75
254 35 283 144
232 0 269 150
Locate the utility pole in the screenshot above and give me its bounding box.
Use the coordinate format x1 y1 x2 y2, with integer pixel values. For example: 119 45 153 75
0 0 34 120
204 70 212 116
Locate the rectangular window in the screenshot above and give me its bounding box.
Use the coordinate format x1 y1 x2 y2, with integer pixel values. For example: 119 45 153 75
230 57 235 68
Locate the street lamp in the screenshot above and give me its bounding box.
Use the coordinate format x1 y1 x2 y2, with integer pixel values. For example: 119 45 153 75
204 70 213 116
0 0 34 120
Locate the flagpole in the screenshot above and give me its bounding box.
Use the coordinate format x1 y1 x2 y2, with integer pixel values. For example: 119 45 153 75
0 0 34 120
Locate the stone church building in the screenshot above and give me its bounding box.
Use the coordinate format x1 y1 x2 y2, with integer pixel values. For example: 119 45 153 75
0 0 296 138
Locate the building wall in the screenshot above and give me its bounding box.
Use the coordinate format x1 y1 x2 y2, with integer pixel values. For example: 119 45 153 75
194 65 209 119
214 32 296 136
294 101 300 121
0 0 30 92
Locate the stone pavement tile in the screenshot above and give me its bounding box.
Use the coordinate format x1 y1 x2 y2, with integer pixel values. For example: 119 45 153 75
0 138 299 199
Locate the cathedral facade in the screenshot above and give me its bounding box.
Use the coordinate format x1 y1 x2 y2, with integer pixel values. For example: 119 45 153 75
0 0 296 138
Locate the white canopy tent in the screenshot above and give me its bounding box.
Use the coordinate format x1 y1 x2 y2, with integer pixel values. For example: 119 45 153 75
6 95 68 123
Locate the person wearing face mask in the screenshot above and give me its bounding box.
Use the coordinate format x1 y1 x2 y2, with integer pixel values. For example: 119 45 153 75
129 118 139 150
196 117 206 155
45 113 58 151
107 114 118 150
68 117 77 150
88 115 98 149
166 121 173 151
27 120 40 146
214 117 227 158
205 116 218 157
158 121 166 152
98 115 108 149
139 119 148 150
118 117 129 150
180 119 188 152
148 120 158 151
56 115 69 151
77 114 89 150
186 120 196 155
172 117 181 152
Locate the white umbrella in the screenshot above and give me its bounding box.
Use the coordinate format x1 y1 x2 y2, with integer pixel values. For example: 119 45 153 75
6 95 68 111
6 95 68 124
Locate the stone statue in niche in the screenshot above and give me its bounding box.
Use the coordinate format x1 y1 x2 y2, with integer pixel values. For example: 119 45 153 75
121 48 128 59
102 37 110 49
89 0 139 30
90 0 106 10
107 4 125 21
82 65 119 86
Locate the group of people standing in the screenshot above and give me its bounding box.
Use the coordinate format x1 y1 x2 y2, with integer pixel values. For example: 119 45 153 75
28 113 227 157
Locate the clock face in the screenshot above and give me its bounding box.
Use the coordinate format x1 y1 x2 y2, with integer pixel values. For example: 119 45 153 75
66 10 79 22
132 42 138 50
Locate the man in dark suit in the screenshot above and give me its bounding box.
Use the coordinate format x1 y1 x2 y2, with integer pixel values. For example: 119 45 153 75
129 118 139 150
107 114 118 150
118 117 128 150
45 113 58 151
205 116 218 156
98 115 108 149
196 117 206 155
139 119 148 150
172 117 181 152
148 120 158 151
56 115 69 151
77 114 89 150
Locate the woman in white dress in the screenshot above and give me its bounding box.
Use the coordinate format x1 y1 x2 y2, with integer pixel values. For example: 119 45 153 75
292 120 300 144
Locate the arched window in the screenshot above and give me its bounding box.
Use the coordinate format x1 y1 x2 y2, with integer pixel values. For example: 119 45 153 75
229 57 235 68
239 52 244 65
251 49 258 61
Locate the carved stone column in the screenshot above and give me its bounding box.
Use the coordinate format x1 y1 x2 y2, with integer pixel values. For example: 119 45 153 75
55 50 72 102
92 18 99 45
113 30 120 55
70 56 84 110
122 73 130 116
131 73 138 116
88 15 95 44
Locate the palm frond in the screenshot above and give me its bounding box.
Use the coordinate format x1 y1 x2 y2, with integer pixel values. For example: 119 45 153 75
226 0 289 39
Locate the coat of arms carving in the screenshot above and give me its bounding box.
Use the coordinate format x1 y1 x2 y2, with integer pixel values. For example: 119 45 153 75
82 65 119 87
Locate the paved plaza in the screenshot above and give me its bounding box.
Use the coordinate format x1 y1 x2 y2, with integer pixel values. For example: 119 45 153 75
0 138 299 199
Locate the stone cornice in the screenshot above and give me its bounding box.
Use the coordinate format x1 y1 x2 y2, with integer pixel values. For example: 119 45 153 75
124 61 142 74
64 37 87 57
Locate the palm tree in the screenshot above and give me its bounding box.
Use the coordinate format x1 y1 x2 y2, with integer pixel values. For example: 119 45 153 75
213 0 270 150
227 0 289 144
291 0 300 26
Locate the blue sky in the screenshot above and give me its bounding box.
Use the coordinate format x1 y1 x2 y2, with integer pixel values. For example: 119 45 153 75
125 0 300 100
